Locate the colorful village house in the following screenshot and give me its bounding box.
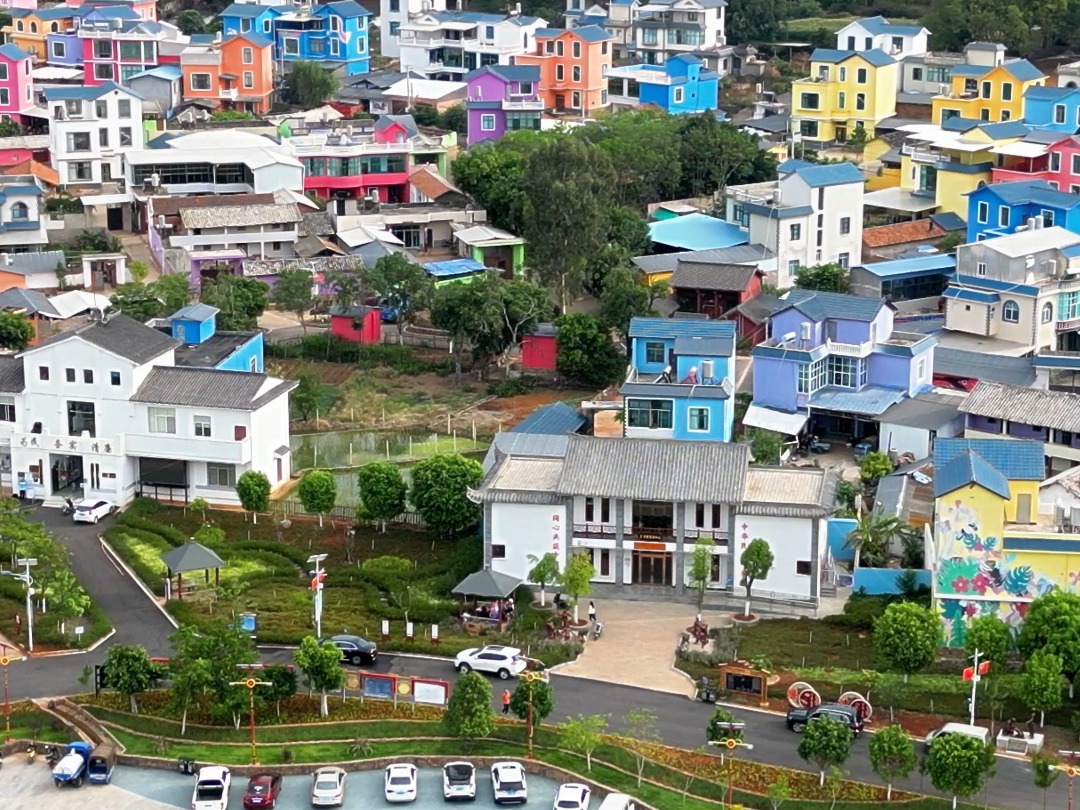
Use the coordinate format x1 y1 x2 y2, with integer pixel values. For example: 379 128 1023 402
790 48 898 145
180 32 275 115
605 53 719 115
464 64 543 146
931 51 1044 126
272 0 371 77
513 25 612 115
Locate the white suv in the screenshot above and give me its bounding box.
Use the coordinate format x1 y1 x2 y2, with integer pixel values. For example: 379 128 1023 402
491 761 527 805
454 645 527 679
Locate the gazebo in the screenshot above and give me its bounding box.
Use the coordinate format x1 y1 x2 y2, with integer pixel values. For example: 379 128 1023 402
452 569 522 600
160 542 226 600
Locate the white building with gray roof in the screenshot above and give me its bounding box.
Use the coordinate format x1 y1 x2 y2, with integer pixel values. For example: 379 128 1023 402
471 434 838 607
0 312 296 506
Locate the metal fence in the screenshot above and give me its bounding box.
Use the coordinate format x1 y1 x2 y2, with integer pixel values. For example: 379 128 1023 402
270 499 425 527
383 325 452 350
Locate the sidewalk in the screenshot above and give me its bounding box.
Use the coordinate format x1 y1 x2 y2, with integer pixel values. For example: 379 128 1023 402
551 599 697 696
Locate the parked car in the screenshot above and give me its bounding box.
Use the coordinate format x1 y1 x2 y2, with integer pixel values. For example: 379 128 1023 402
72 499 118 524
455 645 528 679
442 761 476 801
310 766 346 807
491 762 528 805
553 783 591 810
243 774 283 809
924 722 991 752
384 763 418 803
785 702 863 734
329 634 377 665
192 766 231 810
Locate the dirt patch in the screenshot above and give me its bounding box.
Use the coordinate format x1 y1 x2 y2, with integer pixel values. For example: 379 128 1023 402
480 389 597 426
268 359 356 386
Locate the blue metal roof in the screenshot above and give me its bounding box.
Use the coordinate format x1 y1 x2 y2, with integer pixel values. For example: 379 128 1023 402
777 159 816 174
953 274 1039 296
423 258 487 278
628 316 736 341
810 48 894 67
934 437 1045 482
465 64 540 83
320 0 371 17
979 121 1030 139
232 32 273 48
931 212 966 232
854 15 925 36
809 385 906 416
966 179 1080 209
1025 85 1079 101
858 253 956 278
648 213 748 251
950 65 993 78
171 304 220 322
941 116 981 131
221 2 283 17
944 287 999 304
43 81 142 101
1063 244 1080 259
934 450 1011 498
777 288 886 323
1001 60 1044 82
129 64 183 82
0 44 29 62
788 161 865 188
511 402 586 436
570 24 612 41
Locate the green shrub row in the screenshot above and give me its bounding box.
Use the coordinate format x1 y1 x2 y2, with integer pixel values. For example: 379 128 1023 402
267 334 451 375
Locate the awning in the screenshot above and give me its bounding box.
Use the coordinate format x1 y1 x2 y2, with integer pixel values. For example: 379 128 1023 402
863 187 939 213
452 569 522 599
992 141 1049 158
742 404 808 436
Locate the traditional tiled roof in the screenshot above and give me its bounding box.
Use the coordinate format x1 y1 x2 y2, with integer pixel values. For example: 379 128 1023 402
131 367 297 410
776 288 887 322
669 260 760 292
28 313 178 364
960 380 1080 434
179 203 301 230
862 220 946 248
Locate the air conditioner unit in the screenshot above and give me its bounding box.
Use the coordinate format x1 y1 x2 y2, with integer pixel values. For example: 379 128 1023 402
1047 259 1059 277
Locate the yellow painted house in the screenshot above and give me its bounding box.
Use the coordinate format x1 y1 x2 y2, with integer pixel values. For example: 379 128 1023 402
3 7 77 61
931 59 1046 126
790 48 898 144
931 438 1062 648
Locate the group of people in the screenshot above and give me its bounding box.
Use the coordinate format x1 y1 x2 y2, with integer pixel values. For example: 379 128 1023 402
472 597 515 622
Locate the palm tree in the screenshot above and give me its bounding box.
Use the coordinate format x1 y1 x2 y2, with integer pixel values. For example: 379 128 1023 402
845 510 911 568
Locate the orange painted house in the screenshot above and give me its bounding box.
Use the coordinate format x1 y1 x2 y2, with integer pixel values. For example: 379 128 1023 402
180 33 275 115
514 25 613 114
4 7 77 62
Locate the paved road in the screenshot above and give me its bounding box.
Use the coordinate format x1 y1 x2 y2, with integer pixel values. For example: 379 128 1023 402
4 510 1051 810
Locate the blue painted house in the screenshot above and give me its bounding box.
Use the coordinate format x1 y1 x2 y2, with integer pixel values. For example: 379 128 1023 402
219 3 284 41
166 304 265 373
622 316 736 442
965 179 1080 242
747 289 937 440
1022 85 1080 133
264 0 370 76
605 54 719 115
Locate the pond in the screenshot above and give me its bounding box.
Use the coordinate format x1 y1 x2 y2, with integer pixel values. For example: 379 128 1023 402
290 429 489 471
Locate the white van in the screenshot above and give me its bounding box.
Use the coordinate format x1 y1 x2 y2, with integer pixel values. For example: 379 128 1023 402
597 794 638 810
923 722 991 751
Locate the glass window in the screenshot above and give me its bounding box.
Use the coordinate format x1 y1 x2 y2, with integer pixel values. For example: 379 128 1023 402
67 401 95 437
0 395 14 422
1001 83 1012 101
799 93 819 110
644 341 665 364
790 224 801 240
284 38 299 55
1002 300 1020 323
572 65 581 83
66 131 91 152
118 41 141 60
65 368 75 383
119 127 132 147
1042 302 1054 324
976 262 987 276
855 93 866 111
572 41 580 58
10 202 27 221
480 114 496 131
1043 208 1056 227
207 463 236 487
998 205 1009 227
148 407 177 434
688 407 710 432
243 72 254 89
242 47 254 64
38 366 48 380
83 369 93 384
190 73 211 91
95 100 107 118
797 357 827 394
976 201 989 224
626 399 673 429
51 41 65 59
94 40 111 59
110 371 121 386
1051 152 1062 172
856 68 867 83
194 416 212 437
840 217 851 235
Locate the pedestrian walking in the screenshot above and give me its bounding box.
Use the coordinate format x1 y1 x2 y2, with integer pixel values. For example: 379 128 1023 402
501 689 511 716
587 601 597 623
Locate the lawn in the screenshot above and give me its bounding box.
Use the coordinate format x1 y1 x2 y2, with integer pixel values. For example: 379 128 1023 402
784 16 921 36
7 700 74 744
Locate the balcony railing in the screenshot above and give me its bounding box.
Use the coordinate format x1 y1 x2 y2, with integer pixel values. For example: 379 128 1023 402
502 99 544 110
826 339 873 358
573 523 616 538
1057 317 1080 331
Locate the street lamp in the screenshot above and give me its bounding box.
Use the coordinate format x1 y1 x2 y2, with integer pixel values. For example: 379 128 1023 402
521 668 549 761
1 557 37 652
0 644 26 742
230 677 272 765
307 553 328 639
707 723 753 809
1055 751 1080 810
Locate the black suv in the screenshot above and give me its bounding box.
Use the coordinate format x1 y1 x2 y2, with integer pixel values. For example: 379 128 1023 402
329 634 378 665
785 702 864 734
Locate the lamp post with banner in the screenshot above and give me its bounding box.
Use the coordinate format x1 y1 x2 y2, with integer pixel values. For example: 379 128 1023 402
521 668 549 761
707 722 752 809
0 645 25 742
229 677 272 765
1055 751 1080 810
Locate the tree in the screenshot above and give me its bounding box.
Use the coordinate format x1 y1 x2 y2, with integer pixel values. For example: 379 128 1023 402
170 622 257 729
109 282 167 322
443 670 494 744
1024 650 1065 727
795 263 849 293
868 724 917 800
283 61 339 108
151 273 194 315
766 776 791 810
522 138 618 312
797 715 853 787
579 109 681 208
324 269 365 314
235 470 271 522
190 497 210 522
291 369 322 421
585 206 651 296
294 635 346 717
741 428 782 466
739 538 774 619
168 653 212 736
845 510 911 568
451 143 529 234
430 279 499 382
43 568 91 634
599 265 660 340
560 714 607 772
726 0 783 43
554 312 624 386
688 537 714 610
409 454 483 537
438 103 467 136
103 644 158 713
1032 752 1060 810
1018 590 1080 694
560 551 596 623
270 269 316 333
200 275 269 330
678 114 763 196
964 614 1011 674
926 733 992 808
297 469 337 527
366 253 433 339
509 678 554 722
526 552 560 606
705 706 744 742
859 451 893 487
357 461 407 532
257 664 298 718
175 9 206 34
874 602 941 682
621 708 660 787
0 119 20 138
0 311 35 351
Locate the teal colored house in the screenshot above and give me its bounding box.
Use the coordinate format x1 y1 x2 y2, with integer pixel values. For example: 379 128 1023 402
965 180 1080 242
167 304 265 372
606 54 719 115
622 316 736 442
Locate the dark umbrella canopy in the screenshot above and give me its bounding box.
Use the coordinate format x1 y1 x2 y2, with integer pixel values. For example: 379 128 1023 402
452 569 522 599
160 542 225 574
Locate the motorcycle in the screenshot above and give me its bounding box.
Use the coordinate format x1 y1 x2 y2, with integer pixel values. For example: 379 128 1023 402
591 620 603 641
26 743 36 763
60 498 75 516
695 676 717 704
45 745 61 767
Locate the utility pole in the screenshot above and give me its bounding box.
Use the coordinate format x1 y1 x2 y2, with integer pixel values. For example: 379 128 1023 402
2 558 37 652
230 677 272 765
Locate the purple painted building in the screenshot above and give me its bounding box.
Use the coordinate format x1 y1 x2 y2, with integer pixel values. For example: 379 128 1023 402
746 289 938 440
464 64 544 147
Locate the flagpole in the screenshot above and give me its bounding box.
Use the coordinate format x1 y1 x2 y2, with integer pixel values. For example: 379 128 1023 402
968 649 981 725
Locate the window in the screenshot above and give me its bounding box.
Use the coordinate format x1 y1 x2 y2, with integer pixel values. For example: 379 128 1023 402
573 41 581 58
68 162 92 182
14 21 20 31
998 205 1010 227
799 92 820 110
787 259 801 276
856 67 867 84
976 201 989 224
800 120 818 138
9 202 27 221
572 65 580 83
194 416 212 437
556 65 564 82
602 41 608 55
93 40 110 59
840 217 851 235
673 87 684 104
838 67 846 82
479 114 496 131
855 93 866 111
190 73 211 91
584 496 611 523
389 21 399 35
981 80 991 99
485 25 495 39
83 369 93 384
1042 302 1054 324
51 41 65 59
38 366 48 381
491 545 506 559
795 561 812 576
99 128 109 148
390 0 400 9
797 357 827 394
66 131 91 153
119 127 132 147
837 91 845 109
544 40 554 54
626 399 673 429
0 396 14 422
240 18 251 32
284 38 299 55
838 252 850 269
827 355 857 388
976 261 987 277
110 371 120 386
644 341 665 364
688 407 710 432
148 407 177 434
1072 155 1080 176
1051 152 1063 173
1001 110 1011 122
916 357 926 381
206 463 236 488
789 223 801 240
1002 300 1020 323
67 401 94 437
242 47 253 64
911 67 923 81
1043 208 1056 227
65 368 75 383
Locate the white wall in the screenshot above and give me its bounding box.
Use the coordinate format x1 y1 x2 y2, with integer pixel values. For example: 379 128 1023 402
880 417 963 459
50 88 145 186
490 502 567 581
731 514 814 599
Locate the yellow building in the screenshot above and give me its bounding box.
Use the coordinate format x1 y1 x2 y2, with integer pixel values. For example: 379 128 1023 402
862 135 902 192
3 7 77 61
931 59 1046 126
931 438 1060 648
790 48 898 144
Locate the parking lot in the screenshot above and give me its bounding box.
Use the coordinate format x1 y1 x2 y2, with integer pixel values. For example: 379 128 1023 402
2 760 594 809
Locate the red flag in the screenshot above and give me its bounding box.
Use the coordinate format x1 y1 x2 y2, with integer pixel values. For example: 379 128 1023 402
962 666 974 681
978 661 991 675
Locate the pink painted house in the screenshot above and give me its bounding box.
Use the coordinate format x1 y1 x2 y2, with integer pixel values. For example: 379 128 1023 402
0 44 35 122
0 0 40 11
992 134 1080 193
65 0 157 21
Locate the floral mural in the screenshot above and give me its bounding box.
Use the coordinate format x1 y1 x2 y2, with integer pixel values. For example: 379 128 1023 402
935 495 1056 646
